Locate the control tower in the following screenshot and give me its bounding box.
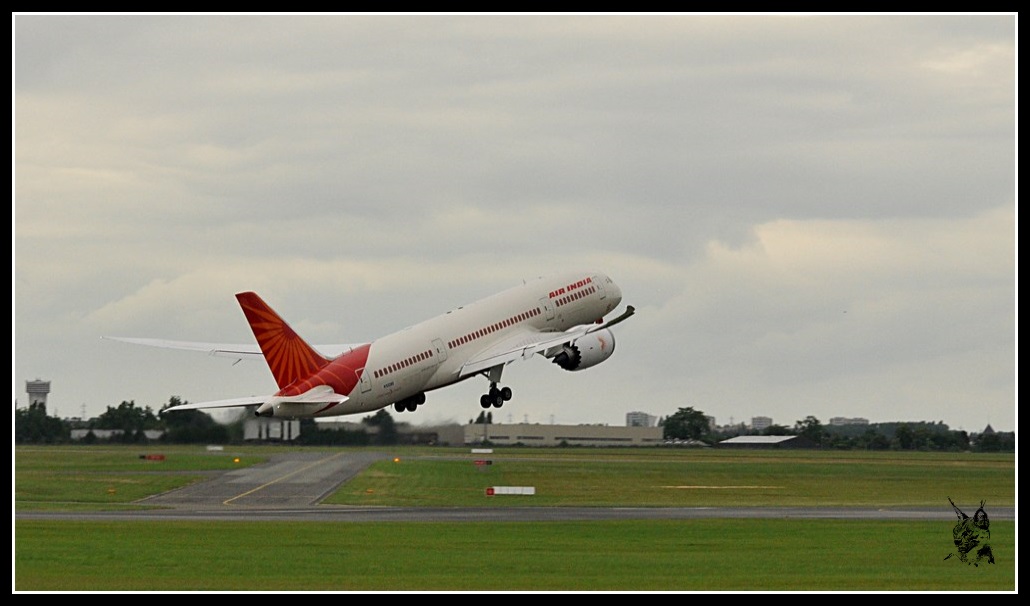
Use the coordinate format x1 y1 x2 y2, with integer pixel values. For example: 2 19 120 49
26 380 51 411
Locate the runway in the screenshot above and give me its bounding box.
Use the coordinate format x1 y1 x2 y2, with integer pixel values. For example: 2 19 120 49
15 451 1016 523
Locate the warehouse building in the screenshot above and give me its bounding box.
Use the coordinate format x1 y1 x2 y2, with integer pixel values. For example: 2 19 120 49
717 435 817 449
464 422 663 447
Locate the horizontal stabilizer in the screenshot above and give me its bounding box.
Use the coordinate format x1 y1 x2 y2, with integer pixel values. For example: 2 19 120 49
276 385 350 404
102 336 266 360
161 385 349 415
162 396 268 413
101 336 360 359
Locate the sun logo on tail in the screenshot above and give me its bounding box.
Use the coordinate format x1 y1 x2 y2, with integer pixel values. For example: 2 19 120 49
236 292 330 390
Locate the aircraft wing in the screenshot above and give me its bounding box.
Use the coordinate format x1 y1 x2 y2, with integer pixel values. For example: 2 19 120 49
101 336 359 360
458 305 635 378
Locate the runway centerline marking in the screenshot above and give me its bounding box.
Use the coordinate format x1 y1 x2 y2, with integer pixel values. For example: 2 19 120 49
223 452 348 505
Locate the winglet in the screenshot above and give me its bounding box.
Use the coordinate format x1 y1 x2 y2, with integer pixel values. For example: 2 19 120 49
235 292 331 390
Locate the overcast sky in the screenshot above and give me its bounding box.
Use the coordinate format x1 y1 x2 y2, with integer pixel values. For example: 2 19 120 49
13 14 1016 433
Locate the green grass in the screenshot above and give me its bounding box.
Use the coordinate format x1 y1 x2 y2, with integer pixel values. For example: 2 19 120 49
13 445 1016 591
15 519 1014 591
15 445 269 510
333 449 1014 508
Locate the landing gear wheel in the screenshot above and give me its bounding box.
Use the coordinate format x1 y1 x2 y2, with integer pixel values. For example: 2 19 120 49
479 384 513 408
394 403 405 413
485 385 504 408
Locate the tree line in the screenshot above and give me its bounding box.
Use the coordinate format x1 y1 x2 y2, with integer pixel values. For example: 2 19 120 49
660 407 1014 452
14 399 1015 452
13 397 400 446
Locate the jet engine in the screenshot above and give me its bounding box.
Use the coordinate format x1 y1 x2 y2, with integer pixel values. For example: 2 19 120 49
551 328 616 371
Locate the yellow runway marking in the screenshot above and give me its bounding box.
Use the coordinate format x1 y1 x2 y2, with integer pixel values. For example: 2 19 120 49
224 452 348 505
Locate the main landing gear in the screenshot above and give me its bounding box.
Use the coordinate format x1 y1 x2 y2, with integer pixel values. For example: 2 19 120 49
393 392 426 413
480 383 512 409
479 365 511 408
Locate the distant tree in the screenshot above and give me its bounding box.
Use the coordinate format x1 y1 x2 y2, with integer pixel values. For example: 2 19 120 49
14 403 70 443
761 424 792 436
363 409 397 445
296 419 370 446
793 416 825 446
474 411 493 424
160 397 230 443
856 428 890 450
824 433 856 450
986 432 1016 452
662 407 710 441
951 430 971 451
974 432 1004 452
894 424 915 450
929 430 968 452
96 400 161 433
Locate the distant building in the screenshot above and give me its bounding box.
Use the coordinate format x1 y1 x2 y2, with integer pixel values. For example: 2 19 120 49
626 411 657 427
243 418 301 441
718 435 817 449
315 420 366 432
25 380 51 410
421 424 464 446
310 420 465 446
750 416 773 431
829 417 869 426
465 423 663 447
70 429 164 441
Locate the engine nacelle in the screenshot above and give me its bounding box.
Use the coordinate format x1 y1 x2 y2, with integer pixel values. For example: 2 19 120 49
551 328 616 371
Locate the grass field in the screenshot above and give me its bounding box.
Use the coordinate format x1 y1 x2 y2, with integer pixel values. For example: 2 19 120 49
13 445 1016 592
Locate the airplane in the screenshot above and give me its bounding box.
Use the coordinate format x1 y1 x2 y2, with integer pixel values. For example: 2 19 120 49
104 270 634 419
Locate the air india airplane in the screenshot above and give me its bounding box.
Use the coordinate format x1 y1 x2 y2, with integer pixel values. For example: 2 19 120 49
105 270 634 419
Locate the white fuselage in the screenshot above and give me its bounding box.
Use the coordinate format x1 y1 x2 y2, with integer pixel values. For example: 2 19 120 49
320 270 623 417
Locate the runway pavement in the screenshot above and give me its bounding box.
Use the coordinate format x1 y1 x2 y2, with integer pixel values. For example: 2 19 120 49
14 450 1016 523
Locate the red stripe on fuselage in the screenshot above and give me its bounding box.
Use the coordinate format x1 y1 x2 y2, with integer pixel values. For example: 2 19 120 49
277 343 371 398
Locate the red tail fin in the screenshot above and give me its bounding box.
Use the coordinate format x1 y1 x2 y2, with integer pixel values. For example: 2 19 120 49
235 292 330 391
